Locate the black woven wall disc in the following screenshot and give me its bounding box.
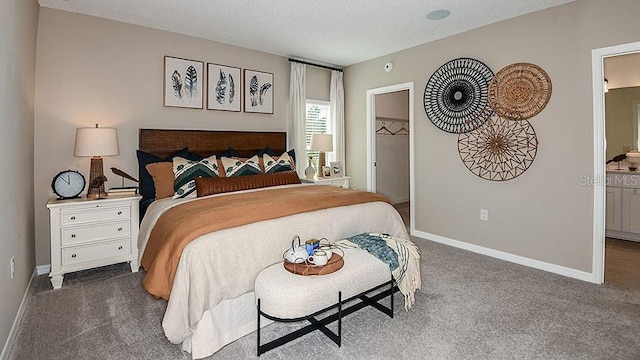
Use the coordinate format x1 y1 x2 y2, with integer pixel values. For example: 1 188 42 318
424 58 494 134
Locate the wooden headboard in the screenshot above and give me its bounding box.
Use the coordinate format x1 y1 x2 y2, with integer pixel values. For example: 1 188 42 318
139 129 287 158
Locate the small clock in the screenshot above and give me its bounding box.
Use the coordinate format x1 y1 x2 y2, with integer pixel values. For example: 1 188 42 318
51 170 86 199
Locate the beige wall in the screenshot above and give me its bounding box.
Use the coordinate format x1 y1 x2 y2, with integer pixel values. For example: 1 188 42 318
344 0 640 272
605 86 640 160
0 0 39 353
376 90 409 120
33 9 315 265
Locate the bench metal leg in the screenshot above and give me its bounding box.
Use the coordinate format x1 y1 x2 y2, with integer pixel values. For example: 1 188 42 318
390 273 394 319
306 292 342 346
338 291 342 347
257 299 261 357
257 279 396 356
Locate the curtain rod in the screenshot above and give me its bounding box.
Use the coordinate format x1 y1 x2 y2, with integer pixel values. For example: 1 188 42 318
288 58 343 72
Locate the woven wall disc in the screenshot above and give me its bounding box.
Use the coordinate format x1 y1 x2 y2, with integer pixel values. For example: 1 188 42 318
458 115 538 181
487 63 552 121
424 58 494 134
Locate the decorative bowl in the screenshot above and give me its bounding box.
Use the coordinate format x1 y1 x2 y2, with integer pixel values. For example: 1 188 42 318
626 152 640 170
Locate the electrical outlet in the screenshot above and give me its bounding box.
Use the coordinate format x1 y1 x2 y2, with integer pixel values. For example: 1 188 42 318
10 257 15 279
480 209 489 222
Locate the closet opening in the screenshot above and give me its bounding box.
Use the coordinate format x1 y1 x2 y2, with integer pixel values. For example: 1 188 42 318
366 83 414 232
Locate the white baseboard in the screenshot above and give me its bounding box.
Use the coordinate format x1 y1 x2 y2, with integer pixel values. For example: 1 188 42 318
412 229 595 283
1 268 36 360
605 229 640 242
36 264 50 276
391 197 410 205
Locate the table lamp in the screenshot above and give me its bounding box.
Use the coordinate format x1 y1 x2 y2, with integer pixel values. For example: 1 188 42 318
74 124 119 198
310 133 333 177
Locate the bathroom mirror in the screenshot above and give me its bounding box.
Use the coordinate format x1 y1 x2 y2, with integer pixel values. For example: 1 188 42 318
604 53 640 161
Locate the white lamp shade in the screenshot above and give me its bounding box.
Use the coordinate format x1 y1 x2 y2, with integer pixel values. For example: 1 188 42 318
74 126 119 157
310 134 333 152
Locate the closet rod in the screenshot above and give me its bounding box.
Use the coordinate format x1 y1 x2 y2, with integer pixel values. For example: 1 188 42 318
288 58 343 72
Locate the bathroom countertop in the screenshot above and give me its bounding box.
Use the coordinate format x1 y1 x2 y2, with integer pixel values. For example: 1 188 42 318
606 169 640 175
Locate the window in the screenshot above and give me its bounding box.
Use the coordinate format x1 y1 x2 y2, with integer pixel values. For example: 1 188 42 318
305 100 331 167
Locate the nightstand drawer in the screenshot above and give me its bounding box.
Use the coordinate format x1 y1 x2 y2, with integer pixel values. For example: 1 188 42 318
61 206 130 225
61 221 131 245
324 179 348 188
300 176 350 188
62 239 131 266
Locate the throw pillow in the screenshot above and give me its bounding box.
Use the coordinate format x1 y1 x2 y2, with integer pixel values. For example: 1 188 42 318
287 149 296 164
195 170 301 197
255 146 277 157
145 162 174 199
220 155 262 177
173 155 220 198
218 147 243 158
137 148 190 201
263 153 295 173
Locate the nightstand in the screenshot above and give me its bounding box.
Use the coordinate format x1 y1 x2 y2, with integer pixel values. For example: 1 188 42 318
301 176 350 188
46 194 141 289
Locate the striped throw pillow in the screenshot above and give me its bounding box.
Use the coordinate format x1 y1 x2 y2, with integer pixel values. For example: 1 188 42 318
172 155 219 198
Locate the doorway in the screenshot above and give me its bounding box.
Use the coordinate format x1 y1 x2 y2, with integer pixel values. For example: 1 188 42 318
591 40 640 285
602 52 640 290
366 82 415 233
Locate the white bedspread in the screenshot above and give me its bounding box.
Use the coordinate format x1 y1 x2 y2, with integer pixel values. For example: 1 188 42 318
138 185 409 358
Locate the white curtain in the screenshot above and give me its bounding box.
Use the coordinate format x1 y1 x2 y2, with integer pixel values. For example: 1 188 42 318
330 70 345 172
288 62 307 176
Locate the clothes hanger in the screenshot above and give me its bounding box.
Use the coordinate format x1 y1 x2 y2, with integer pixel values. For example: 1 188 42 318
376 121 394 135
392 122 409 136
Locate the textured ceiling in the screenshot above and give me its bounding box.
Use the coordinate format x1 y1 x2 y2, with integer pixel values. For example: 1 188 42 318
39 0 574 67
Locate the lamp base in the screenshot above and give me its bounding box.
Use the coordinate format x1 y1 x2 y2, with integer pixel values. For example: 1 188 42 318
318 151 326 177
87 156 107 199
86 192 108 199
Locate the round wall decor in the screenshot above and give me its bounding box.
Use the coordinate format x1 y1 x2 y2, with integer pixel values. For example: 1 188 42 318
458 115 538 181
487 62 552 121
423 58 494 134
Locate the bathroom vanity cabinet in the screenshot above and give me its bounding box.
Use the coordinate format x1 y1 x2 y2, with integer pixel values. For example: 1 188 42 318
606 172 640 242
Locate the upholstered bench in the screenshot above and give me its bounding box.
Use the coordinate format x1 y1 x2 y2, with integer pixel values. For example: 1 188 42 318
254 247 397 356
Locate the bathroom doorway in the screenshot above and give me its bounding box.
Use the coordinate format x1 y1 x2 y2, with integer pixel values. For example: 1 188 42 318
592 40 640 287
603 52 640 290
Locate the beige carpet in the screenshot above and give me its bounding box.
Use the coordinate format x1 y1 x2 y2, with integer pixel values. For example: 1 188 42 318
9 237 640 360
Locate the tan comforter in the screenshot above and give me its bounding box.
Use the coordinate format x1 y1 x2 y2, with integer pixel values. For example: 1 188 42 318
141 185 390 300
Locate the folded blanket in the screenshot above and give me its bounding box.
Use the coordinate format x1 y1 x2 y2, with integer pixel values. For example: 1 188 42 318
337 233 421 310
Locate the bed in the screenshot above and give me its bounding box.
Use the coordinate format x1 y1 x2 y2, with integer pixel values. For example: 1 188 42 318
136 129 411 359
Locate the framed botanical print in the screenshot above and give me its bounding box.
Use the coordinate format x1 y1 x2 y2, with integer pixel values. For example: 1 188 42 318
207 63 241 112
164 56 204 109
244 69 273 114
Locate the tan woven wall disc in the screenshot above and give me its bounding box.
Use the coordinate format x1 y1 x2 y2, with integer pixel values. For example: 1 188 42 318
458 115 538 181
487 63 552 121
